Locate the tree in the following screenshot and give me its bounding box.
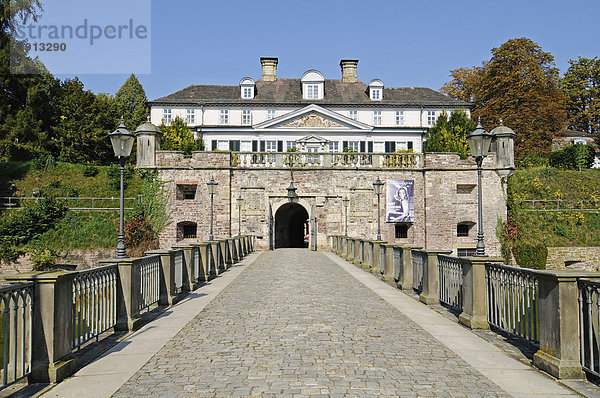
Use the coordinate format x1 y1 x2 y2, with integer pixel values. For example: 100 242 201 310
0 0 42 35
115 74 149 131
441 38 567 159
159 116 203 154
423 109 474 159
560 57 600 138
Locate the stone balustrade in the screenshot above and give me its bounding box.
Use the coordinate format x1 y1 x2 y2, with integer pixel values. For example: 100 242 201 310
329 234 599 381
2 235 254 386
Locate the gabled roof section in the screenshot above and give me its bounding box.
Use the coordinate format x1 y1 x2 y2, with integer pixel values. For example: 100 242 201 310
254 104 372 131
296 135 329 143
149 79 471 107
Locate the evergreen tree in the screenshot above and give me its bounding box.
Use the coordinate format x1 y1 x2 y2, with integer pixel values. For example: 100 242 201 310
442 38 566 159
160 116 203 154
424 109 474 159
115 74 149 131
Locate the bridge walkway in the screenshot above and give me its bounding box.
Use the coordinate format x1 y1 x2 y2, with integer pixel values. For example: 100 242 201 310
43 250 585 397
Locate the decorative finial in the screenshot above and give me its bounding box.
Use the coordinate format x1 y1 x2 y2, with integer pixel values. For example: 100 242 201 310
147 115 150 122
499 118 503 125
476 116 483 128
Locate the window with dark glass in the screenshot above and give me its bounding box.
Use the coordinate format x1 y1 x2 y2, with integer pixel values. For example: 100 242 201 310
457 223 471 237
395 224 409 239
182 224 197 239
177 184 197 200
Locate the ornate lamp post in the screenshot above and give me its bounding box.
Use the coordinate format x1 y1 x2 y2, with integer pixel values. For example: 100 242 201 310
236 194 244 235
342 196 349 237
207 177 218 241
467 118 494 256
108 117 135 258
373 177 384 241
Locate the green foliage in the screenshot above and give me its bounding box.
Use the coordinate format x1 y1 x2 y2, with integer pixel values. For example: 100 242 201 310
512 242 547 270
442 38 567 159
124 215 154 248
560 57 600 138
549 144 595 170
83 165 99 177
517 155 549 169
134 171 171 235
423 109 474 158
115 74 149 132
107 163 133 191
159 116 203 154
28 246 59 270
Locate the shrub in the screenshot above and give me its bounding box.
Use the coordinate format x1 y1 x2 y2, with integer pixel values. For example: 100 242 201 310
512 242 547 270
83 165 99 177
549 144 595 170
107 163 132 191
518 155 549 168
124 215 155 248
28 246 59 270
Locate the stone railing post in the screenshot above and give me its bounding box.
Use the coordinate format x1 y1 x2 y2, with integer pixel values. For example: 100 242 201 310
371 241 385 275
459 257 502 329
145 249 176 306
198 243 214 280
113 258 143 331
420 250 452 305
382 244 396 282
208 241 223 275
533 271 593 379
172 245 194 292
6 272 77 383
398 246 421 290
353 238 361 264
219 240 230 269
230 238 239 263
345 238 354 262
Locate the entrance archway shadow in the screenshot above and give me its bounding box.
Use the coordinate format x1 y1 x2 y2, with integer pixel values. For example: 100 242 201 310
275 203 309 248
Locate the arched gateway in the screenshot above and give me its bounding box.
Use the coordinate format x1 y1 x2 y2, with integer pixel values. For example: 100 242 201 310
275 203 309 248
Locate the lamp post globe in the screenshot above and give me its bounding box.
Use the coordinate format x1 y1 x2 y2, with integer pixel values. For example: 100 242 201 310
108 117 135 258
373 177 384 241
207 177 218 241
467 118 494 257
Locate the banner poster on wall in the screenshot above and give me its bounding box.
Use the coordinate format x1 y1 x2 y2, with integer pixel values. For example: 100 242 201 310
386 179 415 223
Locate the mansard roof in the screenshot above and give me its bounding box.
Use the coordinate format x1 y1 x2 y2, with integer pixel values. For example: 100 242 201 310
150 79 470 108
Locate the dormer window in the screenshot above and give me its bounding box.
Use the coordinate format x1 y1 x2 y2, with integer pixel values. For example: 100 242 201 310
368 79 384 101
301 70 324 100
239 77 255 99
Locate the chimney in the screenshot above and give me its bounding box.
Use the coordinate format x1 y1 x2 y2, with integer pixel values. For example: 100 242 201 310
260 57 278 82
340 59 358 83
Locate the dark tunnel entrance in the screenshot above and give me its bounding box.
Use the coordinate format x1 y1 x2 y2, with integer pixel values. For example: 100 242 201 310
275 203 309 248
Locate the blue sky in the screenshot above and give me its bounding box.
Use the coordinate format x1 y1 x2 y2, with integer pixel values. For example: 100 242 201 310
47 0 600 100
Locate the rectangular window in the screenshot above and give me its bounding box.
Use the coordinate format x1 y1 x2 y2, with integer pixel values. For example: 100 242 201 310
242 109 252 125
182 224 197 239
395 110 405 125
219 109 229 124
427 111 436 126
307 84 319 99
267 109 276 119
265 140 277 152
395 224 409 239
349 110 358 120
457 224 471 237
345 141 359 151
229 140 240 152
396 141 408 151
242 87 252 98
385 141 396 153
186 109 195 125
163 108 172 125
329 141 339 152
373 110 382 126
286 141 296 151
373 142 384 153
371 88 381 100
176 184 197 200
240 140 252 152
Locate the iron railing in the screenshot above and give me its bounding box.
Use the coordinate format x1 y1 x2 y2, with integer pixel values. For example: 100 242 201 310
513 199 600 212
412 250 426 293
174 250 184 291
578 278 600 377
72 264 118 350
392 246 402 282
0 282 33 389
191 246 200 282
485 263 539 345
0 196 140 210
137 255 161 312
438 255 463 311
379 245 386 274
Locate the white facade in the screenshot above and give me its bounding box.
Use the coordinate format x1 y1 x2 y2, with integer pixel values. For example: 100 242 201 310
149 58 471 154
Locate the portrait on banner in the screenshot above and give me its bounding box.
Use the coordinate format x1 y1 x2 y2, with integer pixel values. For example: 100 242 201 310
386 179 414 223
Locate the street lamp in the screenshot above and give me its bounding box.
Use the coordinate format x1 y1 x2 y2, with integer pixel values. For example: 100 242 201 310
236 194 244 236
468 118 494 257
373 177 384 241
108 117 135 258
342 196 350 237
207 177 218 241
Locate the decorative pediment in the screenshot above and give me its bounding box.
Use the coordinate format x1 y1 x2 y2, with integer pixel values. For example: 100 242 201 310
283 113 342 128
296 135 328 143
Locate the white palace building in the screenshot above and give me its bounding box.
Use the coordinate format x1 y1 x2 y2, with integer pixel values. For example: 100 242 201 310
148 58 471 154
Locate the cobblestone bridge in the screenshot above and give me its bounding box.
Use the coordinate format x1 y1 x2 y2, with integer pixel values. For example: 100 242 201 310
44 250 589 397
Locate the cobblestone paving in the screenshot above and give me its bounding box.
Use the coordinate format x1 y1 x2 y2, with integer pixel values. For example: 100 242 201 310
113 249 509 397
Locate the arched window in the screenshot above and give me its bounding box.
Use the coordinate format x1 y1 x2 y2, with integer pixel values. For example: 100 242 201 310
177 221 197 241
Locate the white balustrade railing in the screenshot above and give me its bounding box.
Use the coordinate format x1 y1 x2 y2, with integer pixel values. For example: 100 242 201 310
72 264 117 350
231 152 422 169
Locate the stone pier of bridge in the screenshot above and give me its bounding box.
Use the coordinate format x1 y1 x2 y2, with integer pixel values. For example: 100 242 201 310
43 249 591 398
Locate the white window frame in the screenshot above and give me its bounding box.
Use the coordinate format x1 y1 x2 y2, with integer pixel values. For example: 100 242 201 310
329 141 339 152
307 84 319 99
396 141 408 151
265 140 277 152
395 110 405 126
427 111 436 126
219 109 229 124
267 109 276 120
373 110 382 126
242 109 252 125
346 141 359 152
371 88 381 100
217 140 229 151
163 108 172 125
286 141 296 151
186 109 195 125
373 141 385 153
240 140 252 152
349 110 358 120
242 87 253 99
